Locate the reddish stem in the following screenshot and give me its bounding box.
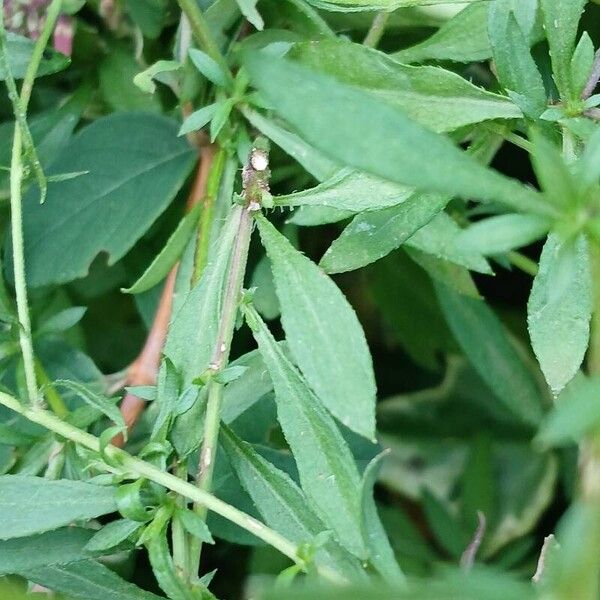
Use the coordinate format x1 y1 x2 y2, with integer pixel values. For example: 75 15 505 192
113 145 217 447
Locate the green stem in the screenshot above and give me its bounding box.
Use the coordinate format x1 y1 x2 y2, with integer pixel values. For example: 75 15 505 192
192 147 227 285
507 251 539 277
9 128 38 405
20 0 63 110
363 11 390 48
172 463 190 581
190 203 254 570
0 391 303 566
176 0 229 75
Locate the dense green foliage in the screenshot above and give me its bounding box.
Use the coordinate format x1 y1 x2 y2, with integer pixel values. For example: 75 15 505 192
2 0 600 598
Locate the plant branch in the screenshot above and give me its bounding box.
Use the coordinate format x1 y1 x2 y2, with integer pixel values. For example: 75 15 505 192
191 147 268 568
0 391 303 567
363 11 390 48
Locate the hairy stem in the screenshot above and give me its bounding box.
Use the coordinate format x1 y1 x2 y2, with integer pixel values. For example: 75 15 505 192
191 146 269 570
0 391 303 567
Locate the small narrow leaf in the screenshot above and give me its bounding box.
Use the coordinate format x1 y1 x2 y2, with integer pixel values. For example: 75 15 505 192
256 215 377 439
540 0 588 102
0 476 116 539
188 48 229 87
435 282 544 426
276 168 412 212
243 304 367 558
221 424 364 580
528 233 592 395
134 60 181 94
179 103 218 136
236 0 264 30
123 204 202 294
85 519 143 553
2 32 69 80
54 380 125 431
176 508 215 544
361 454 405 585
536 375 600 448
457 214 551 256
320 192 449 274
243 52 549 215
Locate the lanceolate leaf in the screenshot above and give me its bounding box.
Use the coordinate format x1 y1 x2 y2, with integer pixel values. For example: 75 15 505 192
221 425 365 581
394 3 491 64
0 476 117 539
10 113 195 288
361 454 405 585
275 168 413 212
0 528 93 575
320 192 449 274
488 4 546 117
540 0 588 102
243 304 367 558
457 214 551 256
243 52 549 215
435 282 544 426
256 215 377 439
123 203 203 294
2 32 69 80
290 40 521 132
21 560 165 600
528 233 592 395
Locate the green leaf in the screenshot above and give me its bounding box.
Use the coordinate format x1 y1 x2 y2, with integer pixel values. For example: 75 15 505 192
422 488 468 559
37 306 87 335
488 3 546 118
289 205 354 226
393 3 491 64
536 375 600 448
123 204 203 294
361 453 405 584
243 305 367 558
0 528 93 575
134 59 181 94
256 215 376 439
179 103 218 136
290 40 521 133
54 380 125 431
435 282 544 426
457 214 551 256
9 113 195 288
85 519 142 553
99 48 161 113
528 233 592 395
210 98 234 142
220 424 364 580
189 48 230 88
0 476 116 539
2 32 69 80
243 52 549 215
21 559 165 600
162 205 239 389
320 192 449 274
237 0 264 30
530 130 580 209
126 0 168 38
405 212 492 275
275 168 413 212
241 107 339 181
571 32 595 99
176 508 215 544
540 0 588 102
